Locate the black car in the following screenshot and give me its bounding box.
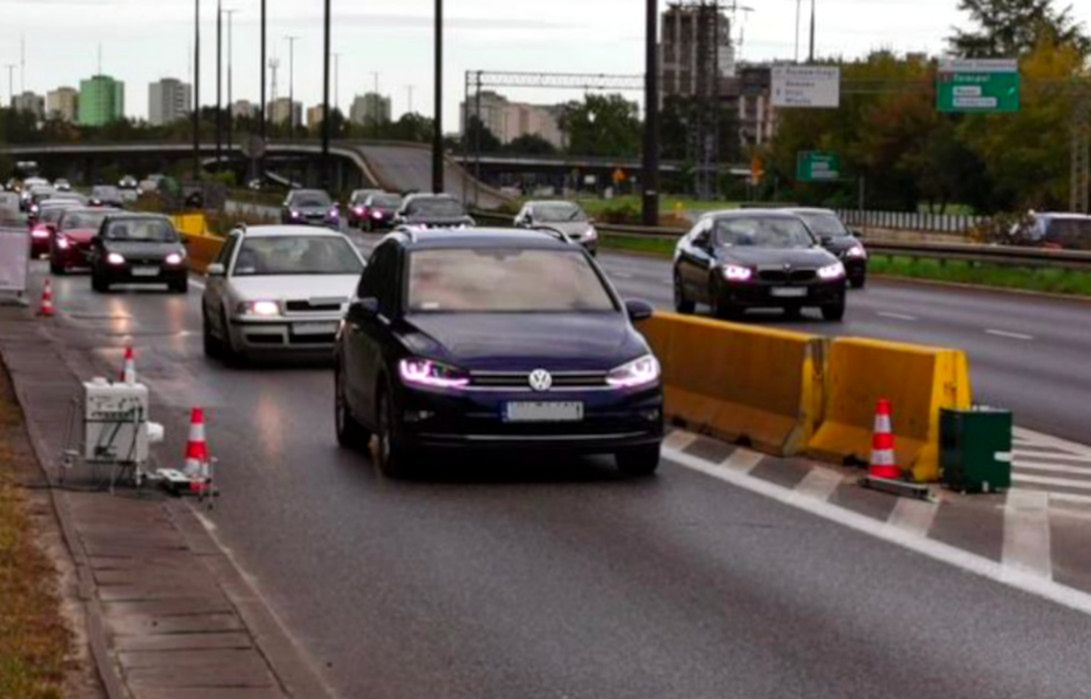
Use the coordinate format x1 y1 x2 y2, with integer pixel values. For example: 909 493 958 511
89 214 188 293
351 192 403 231
392 193 475 229
789 208 868 288
281 189 340 228
673 210 848 321
334 228 663 477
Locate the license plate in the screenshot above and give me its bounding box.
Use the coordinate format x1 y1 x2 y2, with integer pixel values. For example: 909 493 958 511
771 286 807 298
293 322 338 336
131 266 159 277
504 401 584 423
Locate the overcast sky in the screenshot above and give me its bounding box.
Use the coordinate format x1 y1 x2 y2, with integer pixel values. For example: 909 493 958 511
2 0 1089 126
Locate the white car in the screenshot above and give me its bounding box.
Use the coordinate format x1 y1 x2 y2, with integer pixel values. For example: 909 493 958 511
201 225 366 361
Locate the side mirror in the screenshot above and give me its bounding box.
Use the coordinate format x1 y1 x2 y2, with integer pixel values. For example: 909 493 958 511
852 229 865 239
625 299 654 322
206 263 226 277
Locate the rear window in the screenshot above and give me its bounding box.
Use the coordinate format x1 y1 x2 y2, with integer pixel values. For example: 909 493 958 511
407 247 617 313
104 219 178 243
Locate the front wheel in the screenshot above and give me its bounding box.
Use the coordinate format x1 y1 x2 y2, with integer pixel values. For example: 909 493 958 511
673 272 695 314
375 386 414 478
335 366 371 449
170 277 188 294
822 301 846 322
850 275 866 290
711 281 740 321
202 308 223 358
615 444 661 476
91 269 108 293
50 259 65 275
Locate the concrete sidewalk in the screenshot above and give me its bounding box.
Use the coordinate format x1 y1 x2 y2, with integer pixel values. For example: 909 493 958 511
0 307 331 699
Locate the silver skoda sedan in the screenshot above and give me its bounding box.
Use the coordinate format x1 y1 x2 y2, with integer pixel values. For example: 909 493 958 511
201 225 366 361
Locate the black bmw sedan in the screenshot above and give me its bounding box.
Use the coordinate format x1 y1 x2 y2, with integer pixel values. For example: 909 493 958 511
89 213 188 293
789 207 869 288
334 229 663 477
673 210 847 321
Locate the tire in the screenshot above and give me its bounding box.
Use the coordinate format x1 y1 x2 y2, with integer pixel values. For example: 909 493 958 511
91 269 108 293
673 271 695 314
50 259 65 275
202 308 223 358
335 366 371 449
170 277 189 294
219 308 240 362
711 280 739 321
375 385 414 478
822 301 846 322
615 444 661 476
850 275 866 290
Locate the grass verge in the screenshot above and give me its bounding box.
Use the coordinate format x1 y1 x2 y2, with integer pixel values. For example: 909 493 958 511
600 235 1091 298
0 370 69 699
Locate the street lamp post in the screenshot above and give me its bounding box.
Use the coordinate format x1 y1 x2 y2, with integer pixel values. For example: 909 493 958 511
193 0 200 180
432 0 443 193
642 0 660 227
285 35 300 132
225 8 237 169
322 0 331 189
215 0 222 170
260 0 266 173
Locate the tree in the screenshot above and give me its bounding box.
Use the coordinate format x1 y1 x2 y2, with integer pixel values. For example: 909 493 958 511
949 0 1090 57
505 134 556 156
463 115 502 153
558 94 641 157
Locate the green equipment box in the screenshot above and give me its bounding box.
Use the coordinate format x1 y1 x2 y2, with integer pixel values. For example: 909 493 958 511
941 407 1013 493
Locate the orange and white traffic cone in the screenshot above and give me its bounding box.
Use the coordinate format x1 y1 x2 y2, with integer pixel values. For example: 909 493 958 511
868 398 901 480
120 345 136 384
182 408 211 493
38 279 55 317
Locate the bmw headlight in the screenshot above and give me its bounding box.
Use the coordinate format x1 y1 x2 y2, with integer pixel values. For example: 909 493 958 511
722 264 753 282
606 354 661 389
817 261 846 280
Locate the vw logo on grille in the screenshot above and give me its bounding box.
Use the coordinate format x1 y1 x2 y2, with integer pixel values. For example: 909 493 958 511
528 369 553 392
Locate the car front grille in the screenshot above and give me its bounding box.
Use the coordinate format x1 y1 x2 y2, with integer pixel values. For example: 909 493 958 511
758 269 817 283
285 299 344 313
469 370 609 391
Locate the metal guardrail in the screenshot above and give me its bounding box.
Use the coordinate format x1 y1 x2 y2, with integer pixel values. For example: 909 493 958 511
472 210 1091 271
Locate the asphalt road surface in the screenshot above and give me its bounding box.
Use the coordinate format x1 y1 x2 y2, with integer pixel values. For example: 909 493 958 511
35 250 1091 699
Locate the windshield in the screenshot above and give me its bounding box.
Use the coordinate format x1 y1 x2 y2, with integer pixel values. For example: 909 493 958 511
1044 218 1091 250
406 197 465 217
407 248 617 313
290 191 332 208
104 219 179 243
370 194 402 208
533 202 588 223
351 190 379 204
795 211 850 238
233 236 363 276
61 211 107 231
39 206 71 224
713 216 817 249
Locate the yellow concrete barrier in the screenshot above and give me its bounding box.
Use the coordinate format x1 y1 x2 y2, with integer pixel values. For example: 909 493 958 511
638 313 824 455
170 212 223 273
808 338 972 482
170 212 210 237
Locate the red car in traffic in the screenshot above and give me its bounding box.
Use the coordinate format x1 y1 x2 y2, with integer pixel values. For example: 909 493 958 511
50 208 109 274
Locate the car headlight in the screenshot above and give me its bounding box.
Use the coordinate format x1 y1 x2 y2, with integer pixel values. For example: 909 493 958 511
606 354 661 389
723 264 753 282
818 261 846 280
106 252 126 265
353 206 366 215
56 237 70 250
289 209 300 219
31 227 50 239
845 245 867 259
329 208 340 219
238 300 281 317
372 211 383 220
398 358 470 389
582 226 598 241
165 252 184 265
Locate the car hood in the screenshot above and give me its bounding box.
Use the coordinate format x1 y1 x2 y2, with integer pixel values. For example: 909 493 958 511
716 246 838 269
537 221 593 238
401 312 645 371
61 228 96 243
103 240 185 257
228 274 359 302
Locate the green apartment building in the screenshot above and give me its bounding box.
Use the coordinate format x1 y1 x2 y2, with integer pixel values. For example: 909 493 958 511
78 75 125 126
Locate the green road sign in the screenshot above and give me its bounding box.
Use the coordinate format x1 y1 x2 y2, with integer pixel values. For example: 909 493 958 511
796 152 842 182
937 58 1020 113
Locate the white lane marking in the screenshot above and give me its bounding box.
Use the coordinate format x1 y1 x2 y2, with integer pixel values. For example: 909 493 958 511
189 278 206 290
1013 429 1091 458
663 445 1091 617
1014 461 1091 477
792 466 843 502
1013 473 1091 491
664 429 698 451
717 448 764 474
1013 450 1091 463
877 311 918 321
1002 490 1053 581
610 272 635 279
887 497 939 538
1050 492 1091 506
985 329 1034 341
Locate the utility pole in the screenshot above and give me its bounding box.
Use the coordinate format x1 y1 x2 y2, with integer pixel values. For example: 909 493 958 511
1072 88 1090 214
432 0 444 193
215 0 223 170
334 52 341 116
808 0 816 62
407 85 414 114
285 35 300 132
225 8 238 167
20 34 25 92
642 0 660 226
322 0 331 190
260 0 266 177
794 0 802 63
4 65 14 108
193 0 201 180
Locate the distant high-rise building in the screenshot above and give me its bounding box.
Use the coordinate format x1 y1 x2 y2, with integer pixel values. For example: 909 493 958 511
46 87 79 122
12 91 44 119
269 97 301 127
231 99 259 120
458 91 564 149
148 78 192 126
306 104 326 131
349 92 391 127
659 3 734 100
78 74 125 126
